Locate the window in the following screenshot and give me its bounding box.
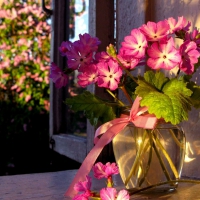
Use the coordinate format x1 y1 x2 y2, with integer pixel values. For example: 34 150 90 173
49 0 115 163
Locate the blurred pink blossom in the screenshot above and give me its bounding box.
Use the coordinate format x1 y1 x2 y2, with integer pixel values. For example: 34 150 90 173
93 162 119 179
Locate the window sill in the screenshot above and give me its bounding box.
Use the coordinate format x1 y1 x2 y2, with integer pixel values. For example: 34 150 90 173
51 134 87 163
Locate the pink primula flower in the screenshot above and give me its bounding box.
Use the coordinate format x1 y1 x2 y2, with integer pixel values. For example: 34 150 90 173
118 48 140 70
74 175 92 193
97 60 122 91
185 29 200 52
179 40 200 74
100 188 130 200
93 162 119 179
66 41 93 72
95 51 111 62
49 62 68 88
79 33 101 52
77 64 99 87
139 20 169 42
147 37 181 70
59 41 73 56
121 29 147 59
73 193 90 200
73 176 93 200
167 16 188 34
116 189 130 200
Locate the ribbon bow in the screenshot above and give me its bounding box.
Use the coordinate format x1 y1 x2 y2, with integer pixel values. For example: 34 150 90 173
65 96 158 198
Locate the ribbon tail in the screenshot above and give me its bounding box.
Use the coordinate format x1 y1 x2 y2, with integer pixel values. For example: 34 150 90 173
64 122 128 198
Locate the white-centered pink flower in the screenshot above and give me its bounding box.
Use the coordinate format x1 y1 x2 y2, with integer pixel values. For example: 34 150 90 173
121 29 147 59
66 41 93 71
49 62 68 88
93 162 119 179
100 188 130 200
118 48 140 70
167 16 188 34
147 37 181 70
179 40 200 74
77 64 99 87
97 60 122 91
139 20 170 41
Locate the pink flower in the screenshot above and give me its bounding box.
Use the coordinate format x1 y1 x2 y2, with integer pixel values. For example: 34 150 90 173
77 64 98 87
100 188 116 200
25 95 31 102
167 16 188 34
49 62 68 88
118 49 140 70
97 59 122 91
93 162 119 179
185 29 200 52
73 176 93 200
74 176 92 193
147 37 181 70
100 188 130 200
121 29 147 58
79 33 101 52
95 51 111 62
116 190 130 200
59 41 73 56
139 20 169 41
73 193 90 200
66 41 93 71
179 40 200 74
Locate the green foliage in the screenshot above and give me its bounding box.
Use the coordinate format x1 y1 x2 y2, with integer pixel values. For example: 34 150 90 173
135 71 193 125
65 91 117 126
0 1 51 174
0 0 51 112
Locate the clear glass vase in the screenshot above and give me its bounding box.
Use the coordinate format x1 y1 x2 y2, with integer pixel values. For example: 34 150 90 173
112 122 186 193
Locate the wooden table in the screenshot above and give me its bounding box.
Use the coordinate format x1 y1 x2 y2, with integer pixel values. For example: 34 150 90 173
1 170 200 200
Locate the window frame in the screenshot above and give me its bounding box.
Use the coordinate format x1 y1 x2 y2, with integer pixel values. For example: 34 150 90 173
49 0 115 163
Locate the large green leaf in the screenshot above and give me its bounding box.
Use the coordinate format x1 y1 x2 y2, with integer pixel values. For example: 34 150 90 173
65 91 116 126
135 71 193 125
144 70 169 90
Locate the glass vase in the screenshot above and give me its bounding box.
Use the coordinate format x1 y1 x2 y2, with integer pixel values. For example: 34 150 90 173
112 122 186 193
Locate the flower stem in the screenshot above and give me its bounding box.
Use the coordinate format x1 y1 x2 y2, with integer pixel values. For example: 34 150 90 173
138 131 153 186
105 89 125 106
153 130 179 179
125 130 148 186
169 128 185 149
119 85 133 105
152 135 172 182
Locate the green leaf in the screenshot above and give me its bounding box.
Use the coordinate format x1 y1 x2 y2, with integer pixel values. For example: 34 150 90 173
65 91 116 126
144 70 169 91
135 71 193 125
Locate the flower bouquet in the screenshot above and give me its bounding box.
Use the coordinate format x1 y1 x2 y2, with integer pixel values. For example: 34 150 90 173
50 16 200 199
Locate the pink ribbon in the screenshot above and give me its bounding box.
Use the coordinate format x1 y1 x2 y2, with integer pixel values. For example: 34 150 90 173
65 96 158 198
